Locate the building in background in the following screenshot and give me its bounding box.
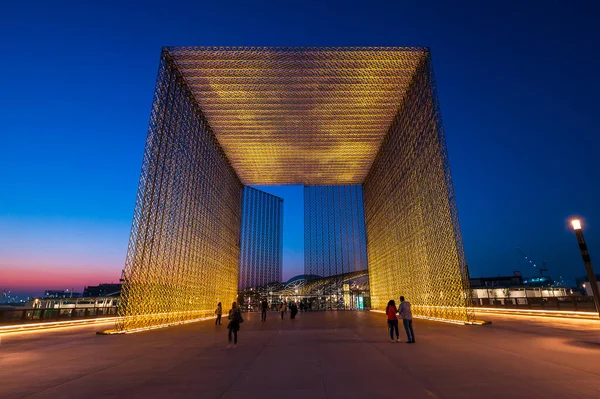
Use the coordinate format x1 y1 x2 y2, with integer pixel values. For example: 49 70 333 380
83 283 122 297
471 274 570 307
304 185 368 277
470 275 523 288
238 270 370 312
577 274 600 296
43 289 80 299
239 187 283 290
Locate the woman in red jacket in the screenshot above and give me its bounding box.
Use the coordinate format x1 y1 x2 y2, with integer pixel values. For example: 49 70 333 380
385 299 399 343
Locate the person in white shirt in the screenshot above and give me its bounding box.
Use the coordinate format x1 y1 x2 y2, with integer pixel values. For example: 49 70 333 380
399 296 415 343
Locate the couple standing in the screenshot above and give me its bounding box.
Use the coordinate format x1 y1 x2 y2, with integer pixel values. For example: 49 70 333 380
385 296 415 343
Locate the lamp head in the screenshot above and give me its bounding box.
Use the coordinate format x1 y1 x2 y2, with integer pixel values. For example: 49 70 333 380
571 219 582 230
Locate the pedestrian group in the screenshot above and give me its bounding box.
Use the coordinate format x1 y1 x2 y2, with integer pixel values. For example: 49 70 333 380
385 296 415 343
214 295 416 348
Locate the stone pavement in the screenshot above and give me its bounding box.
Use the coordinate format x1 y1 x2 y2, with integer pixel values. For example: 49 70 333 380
2 311 600 399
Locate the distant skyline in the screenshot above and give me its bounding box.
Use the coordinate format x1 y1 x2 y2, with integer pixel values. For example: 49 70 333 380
1 1 599 296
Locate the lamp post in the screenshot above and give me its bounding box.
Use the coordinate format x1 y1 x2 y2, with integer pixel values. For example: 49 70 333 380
571 219 600 316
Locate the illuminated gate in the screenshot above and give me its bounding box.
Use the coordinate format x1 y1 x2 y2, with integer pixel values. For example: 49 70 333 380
118 47 473 332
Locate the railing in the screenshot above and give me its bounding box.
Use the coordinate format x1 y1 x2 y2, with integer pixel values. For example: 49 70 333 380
471 296 597 312
0 306 118 325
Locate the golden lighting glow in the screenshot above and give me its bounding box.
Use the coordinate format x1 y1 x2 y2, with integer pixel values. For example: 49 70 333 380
168 47 427 185
363 55 473 323
475 307 599 318
120 47 471 332
0 317 117 338
117 52 242 332
572 219 582 230
104 315 214 335
370 310 468 325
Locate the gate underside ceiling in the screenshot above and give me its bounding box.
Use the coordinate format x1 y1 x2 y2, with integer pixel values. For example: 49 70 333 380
167 46 427 185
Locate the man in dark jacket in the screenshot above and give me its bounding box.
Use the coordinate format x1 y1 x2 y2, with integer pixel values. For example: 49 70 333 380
261 299 268 321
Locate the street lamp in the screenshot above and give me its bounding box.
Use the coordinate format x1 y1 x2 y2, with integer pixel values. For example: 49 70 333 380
571 219 600 316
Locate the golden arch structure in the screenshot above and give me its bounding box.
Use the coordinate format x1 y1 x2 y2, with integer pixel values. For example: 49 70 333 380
117 47 473 332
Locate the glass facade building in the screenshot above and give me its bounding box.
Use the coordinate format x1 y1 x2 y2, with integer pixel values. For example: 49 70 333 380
304 185 368 277
239 187 283 290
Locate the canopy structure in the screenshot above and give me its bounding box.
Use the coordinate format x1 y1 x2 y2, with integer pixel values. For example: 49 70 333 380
168 47 427 185
116 46 473 333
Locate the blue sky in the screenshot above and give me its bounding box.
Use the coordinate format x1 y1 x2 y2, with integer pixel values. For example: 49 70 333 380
1 0 599 295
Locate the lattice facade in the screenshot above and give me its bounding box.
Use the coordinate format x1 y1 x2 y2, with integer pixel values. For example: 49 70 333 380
117 51 243 332
239 187 283 289
168 47 426 185
363 55 473 323
119 47 472 331
304 185 368 277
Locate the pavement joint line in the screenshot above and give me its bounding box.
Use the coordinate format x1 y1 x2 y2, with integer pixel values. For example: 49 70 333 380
217 318 280 399
16 348 152 399
449 327 600 379
4 311 600 398
354 315 443 398
22 319 218 398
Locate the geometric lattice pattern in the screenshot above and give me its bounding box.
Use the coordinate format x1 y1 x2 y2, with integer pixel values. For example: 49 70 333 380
119 46 472 331
304 185 368 277
168 46 426 185
117 51 243 332
239 187 283 290
363 54 473 323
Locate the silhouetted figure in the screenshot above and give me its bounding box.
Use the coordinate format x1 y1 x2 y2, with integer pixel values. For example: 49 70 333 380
290 302 298 319
399 296 415 343
227 301 243 348
385 299 399 343
261 299 268 321
215 302 222 325
280 302 287 320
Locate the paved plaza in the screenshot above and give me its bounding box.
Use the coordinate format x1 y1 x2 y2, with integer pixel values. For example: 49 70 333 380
2 311 600 399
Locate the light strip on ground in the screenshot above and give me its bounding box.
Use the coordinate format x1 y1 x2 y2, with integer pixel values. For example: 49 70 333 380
0 316 118 332
99 315 215 335
474 307 599 317
369 310 475 325
0 318 117 338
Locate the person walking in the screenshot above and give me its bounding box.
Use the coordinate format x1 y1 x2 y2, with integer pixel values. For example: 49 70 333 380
280 302 287 320
385 299 400 343
227 301 243 348
399 296 415 343
261 299 268 321
290 302 298 319
215 302 222 326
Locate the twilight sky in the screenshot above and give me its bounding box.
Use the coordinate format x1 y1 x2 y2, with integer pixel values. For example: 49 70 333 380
1 0 599 296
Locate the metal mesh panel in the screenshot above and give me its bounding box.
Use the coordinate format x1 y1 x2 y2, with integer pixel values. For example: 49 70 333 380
117 50 243 332
363 55 473 323
239 187 283 289
304 185 368 277
168 47 426 185
119 47 471 329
